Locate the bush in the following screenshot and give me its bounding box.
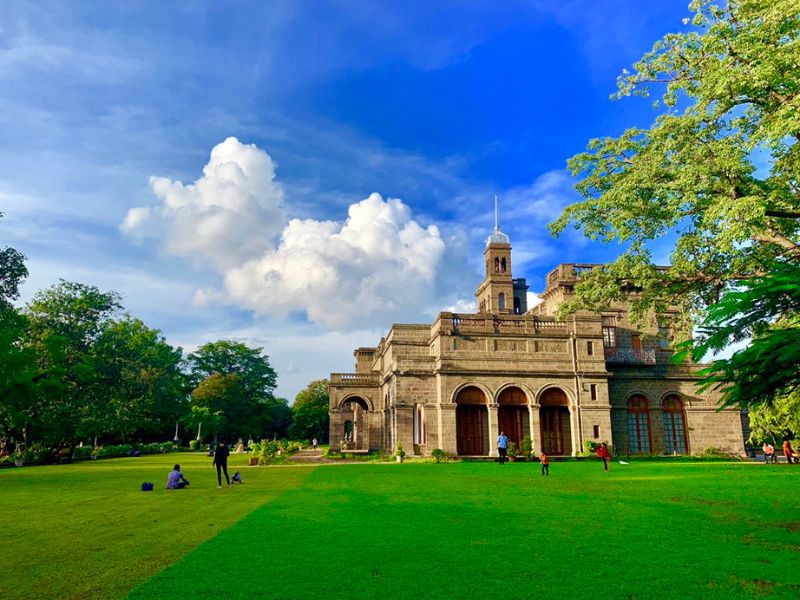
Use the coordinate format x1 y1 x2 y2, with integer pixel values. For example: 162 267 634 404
395 445 406 458
507 441 518 456
521 436 533 457
72 446 93 460
93 444 133 458
189 439 201 451
431 448 447 463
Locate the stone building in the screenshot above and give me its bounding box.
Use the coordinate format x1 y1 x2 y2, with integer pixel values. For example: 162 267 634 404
328 222 745 457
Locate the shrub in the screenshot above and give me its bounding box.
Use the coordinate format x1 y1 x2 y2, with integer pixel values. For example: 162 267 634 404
395 445 406 458
507 441 518 456
93 444 133 458
431 448 447 463
521 436 533 457
72 446 93 460
189 439 201 451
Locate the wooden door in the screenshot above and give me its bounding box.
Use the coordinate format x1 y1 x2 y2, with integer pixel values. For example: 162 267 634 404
498 406 526 448
457 405 486 455
540 408 565 455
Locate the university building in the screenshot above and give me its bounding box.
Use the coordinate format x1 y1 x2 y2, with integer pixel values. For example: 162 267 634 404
328 221 745 457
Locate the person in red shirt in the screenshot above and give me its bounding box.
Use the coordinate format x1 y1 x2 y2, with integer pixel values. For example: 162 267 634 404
596 442 611 471
782 439 796 464
540 452 549 476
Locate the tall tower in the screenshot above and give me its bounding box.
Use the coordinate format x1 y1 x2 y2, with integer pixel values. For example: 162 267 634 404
476 195 515 314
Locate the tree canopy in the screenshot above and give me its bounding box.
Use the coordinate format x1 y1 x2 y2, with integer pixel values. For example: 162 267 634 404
187 341 281 440
289 379 330 442
550 0 800 325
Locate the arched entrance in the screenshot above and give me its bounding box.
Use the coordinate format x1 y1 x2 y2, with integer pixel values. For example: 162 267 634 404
497 387 529 450
455 386 488 456
539 388 571 455
340 396 370 450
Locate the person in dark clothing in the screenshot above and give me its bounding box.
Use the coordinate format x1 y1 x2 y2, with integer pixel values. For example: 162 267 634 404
213 441 231 488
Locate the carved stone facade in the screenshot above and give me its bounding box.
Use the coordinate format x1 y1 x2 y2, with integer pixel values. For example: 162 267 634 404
329 226 745 457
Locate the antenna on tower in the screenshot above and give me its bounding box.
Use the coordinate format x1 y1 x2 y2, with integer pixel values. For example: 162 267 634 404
494 193 499 231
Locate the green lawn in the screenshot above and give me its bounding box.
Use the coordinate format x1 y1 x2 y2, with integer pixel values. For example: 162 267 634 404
3 456 799 599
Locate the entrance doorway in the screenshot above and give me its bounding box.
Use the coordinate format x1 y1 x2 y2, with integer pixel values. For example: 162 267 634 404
455 386 488 455
539 388 572 455
497 386 529 449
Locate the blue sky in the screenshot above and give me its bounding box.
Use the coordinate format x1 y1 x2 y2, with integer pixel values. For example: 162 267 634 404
1 0 693 399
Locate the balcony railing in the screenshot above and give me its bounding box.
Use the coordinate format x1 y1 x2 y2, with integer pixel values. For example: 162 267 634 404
449 314 569 335
330 373 379 385
604 347 656 364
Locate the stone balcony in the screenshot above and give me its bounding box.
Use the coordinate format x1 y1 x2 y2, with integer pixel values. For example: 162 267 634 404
604 347 657 364
441 313 573 337
330 373 380 386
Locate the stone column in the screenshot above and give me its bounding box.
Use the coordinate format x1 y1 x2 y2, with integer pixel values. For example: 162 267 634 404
529 404 541 455
487 403 499 457
329 409 342 450
438 404 458 455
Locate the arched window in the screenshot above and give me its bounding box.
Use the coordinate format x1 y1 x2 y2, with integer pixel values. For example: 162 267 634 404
500 257 507 273
626 395 651 454
494 257 500 272
498 293 506 310
662 396 688 454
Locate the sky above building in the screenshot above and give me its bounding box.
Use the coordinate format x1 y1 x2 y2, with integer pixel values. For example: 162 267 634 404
2 0 692 399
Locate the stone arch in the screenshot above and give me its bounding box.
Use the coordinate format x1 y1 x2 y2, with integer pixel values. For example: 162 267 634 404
534 383 575 406
495 385 531 451
537 386 571 406
623 389 652 404
536 385 573 456
454 385 488 456
658 390 685 405
451 382 491 405
339 394 374 411
495 382 534 405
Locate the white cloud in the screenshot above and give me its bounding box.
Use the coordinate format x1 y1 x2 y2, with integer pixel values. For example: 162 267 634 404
222 192 445 329
122 139 447 330
121 137 286 270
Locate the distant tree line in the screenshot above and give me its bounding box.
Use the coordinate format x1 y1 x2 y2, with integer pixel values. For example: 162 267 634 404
0 213 329 461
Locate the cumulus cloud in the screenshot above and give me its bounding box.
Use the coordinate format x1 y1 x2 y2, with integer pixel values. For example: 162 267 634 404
121 136 285 270
122 138 446 330
221 192 445 329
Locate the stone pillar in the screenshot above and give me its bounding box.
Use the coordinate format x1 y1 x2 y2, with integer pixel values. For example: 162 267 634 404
329 410 342 450
439 404 458 455
368 411 383 452
487 403 499 457
395 404 414 454
569 406 580 456
529 404 541 455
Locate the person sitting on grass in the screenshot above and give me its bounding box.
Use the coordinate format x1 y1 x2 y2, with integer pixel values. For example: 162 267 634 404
231 470 243 484
166 464 190 489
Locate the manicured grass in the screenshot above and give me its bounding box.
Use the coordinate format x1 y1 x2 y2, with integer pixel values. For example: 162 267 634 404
3 458 799 599
0 453 313 600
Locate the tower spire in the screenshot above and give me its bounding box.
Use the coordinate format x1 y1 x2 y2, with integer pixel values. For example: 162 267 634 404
494 193 499 231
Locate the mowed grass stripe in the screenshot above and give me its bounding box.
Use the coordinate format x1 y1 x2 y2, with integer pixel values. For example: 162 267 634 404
129 461 800 600
0 453 315 600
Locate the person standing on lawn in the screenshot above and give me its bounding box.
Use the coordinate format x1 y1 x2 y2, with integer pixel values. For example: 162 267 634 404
497 431 509 465
782 439 795 464
597 442 611 471
213 441 231 488
540 452 549 476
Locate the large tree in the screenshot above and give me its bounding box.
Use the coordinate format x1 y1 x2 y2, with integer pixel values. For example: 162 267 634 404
550 0 800 326
93 317 188 441
23 281 122 449
289 379 330 442
187 340 279 439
